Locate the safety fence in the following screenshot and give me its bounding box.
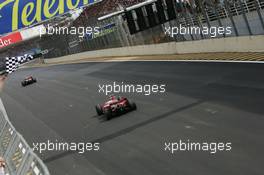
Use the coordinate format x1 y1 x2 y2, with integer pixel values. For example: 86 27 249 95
0 100 50 175
39 0 264 58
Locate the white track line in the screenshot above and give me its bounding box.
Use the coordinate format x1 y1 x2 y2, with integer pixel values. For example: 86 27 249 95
66 59 264 64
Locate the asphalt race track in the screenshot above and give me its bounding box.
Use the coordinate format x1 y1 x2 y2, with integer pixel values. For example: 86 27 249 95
1 61 264 175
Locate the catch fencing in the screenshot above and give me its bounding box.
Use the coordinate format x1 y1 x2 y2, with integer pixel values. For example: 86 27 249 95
0 99 50 175
39 0 264 58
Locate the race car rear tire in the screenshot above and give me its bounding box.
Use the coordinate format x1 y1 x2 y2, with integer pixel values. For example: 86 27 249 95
129 101 137 110
21 82 25 87
34 78 37 83
105 110 112 120
95 105 103 116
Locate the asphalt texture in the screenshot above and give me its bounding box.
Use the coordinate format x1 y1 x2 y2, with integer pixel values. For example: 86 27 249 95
1 61 264 175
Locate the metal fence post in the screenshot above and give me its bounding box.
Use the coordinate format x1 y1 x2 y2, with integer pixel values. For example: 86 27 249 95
253 0 264 30
199 0 212 39
178 0 194 41
224 0 239 36
189 0 205 40
237 0 253 35
212 1 226 38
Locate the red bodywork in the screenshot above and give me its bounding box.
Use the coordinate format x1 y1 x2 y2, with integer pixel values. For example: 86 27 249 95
96 96 136 120
101 96 129 113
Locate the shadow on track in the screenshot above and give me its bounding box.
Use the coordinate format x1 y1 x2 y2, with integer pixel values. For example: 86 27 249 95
43 100 203 163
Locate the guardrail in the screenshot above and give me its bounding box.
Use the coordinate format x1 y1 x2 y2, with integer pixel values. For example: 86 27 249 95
0 99 50 175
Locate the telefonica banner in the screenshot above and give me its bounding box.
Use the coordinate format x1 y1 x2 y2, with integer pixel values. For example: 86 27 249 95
0 0 97 35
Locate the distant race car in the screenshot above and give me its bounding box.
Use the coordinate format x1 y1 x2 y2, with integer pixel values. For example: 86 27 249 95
95 95 137 120
21 76 37 87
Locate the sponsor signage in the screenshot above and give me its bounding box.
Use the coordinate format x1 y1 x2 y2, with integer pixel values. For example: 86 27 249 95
85 23 117 40
0 0 98 35
0 32 22 49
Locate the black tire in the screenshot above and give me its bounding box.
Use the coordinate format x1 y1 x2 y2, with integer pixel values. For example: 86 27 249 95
105 110 112 120
21 82 25 87
95 105 103 116
130 101 137 110
34 78 37 83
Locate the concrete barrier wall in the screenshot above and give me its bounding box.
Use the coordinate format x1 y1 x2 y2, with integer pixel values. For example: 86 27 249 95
175 35 264 53
45 35 264 63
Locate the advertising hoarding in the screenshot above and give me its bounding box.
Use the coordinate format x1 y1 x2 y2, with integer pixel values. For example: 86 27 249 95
0 0 97 35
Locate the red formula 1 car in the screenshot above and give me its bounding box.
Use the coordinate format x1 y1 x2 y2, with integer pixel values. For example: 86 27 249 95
95 95 137 120
21 76 37 87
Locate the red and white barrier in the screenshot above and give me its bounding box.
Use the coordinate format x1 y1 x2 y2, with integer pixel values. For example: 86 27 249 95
0 25 46 50
0 32 22 49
